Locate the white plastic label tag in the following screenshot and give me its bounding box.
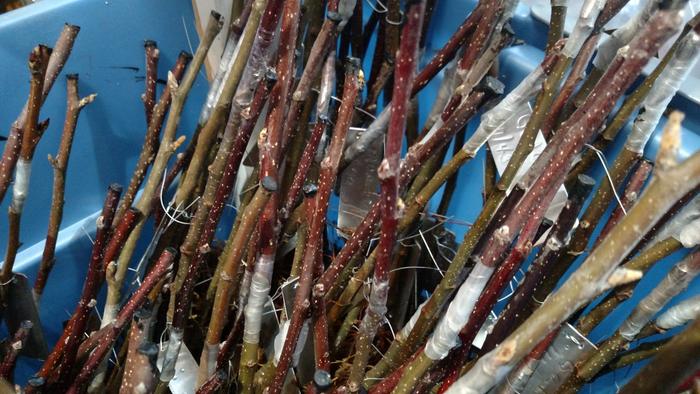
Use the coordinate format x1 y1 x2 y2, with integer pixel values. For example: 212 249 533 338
487 102 568 222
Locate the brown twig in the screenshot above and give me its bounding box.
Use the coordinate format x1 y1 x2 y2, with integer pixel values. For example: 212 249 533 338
119 307 158 393
141 40 159 126
0 320 32 381
66 248 176 393
112 49 189 226
594 159 654 246
31 184 122 391
347 2 425 390
2 45 51 283
0 24 79 205
269 59 362 394
33 74 96 304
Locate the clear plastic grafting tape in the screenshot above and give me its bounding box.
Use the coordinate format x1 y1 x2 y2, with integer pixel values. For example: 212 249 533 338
316 52 336 118
462 65 547 156
655 294 700 330
491 354 539 394
273 319 309 366
679 217 700 248
425 263 495 360
337 130 381 235
337 0 358 29
395 300 427 342
522 323 597 394
243 254 275 344
625 31 700 154
367 279 389 316
593 0 663 71
199 27 242 126
421 58 459 141
561 0 605 58
342 104 391 165
646 195 700 249
619 250 700 340
11 159 31 213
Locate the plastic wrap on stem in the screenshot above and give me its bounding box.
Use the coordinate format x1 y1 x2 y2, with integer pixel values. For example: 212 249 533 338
619 250 700 340
461 66 545 156
561 0 605 58
337 0 357 29
679 217 700 247
647 196 700 248
273 320 309 366
522 323 596 393
11 159 31 213
425 263 495 360
626 32 700 153
233 11 280 109
396 300 427 342
199 30 241 125
243 254 274 343
423 58 459 134
655 294 700 329
593 0 662 70
316 51 336 117
342 105 390 165
159 327 184 382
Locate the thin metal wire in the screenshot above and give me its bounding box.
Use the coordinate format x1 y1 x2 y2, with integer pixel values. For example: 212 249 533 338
585 143 628 215
365 0 388 14
418 229 444 277
385 10 405 26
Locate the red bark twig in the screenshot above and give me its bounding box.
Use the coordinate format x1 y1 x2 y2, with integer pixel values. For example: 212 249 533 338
113 50 190 225
481 175 595 352
594 160 654 246
67 248 176 393
2 45 52 283
142 40 159 126
0 320 32 381
33 74 96 303
347 2 426 390
269 59 362 394
0 24 79 204
31 184 122 390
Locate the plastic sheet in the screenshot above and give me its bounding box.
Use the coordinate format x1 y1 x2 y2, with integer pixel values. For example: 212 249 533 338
462 65 546 156
679 217 700 248
619 251 700 340
522 323 597 393
561 0 604 58
592 0 661 70
11 159 31 212
648 195 700 247
655 294 700 330
243 254 275 343
425 263 494 360
625 32 700 153
200 28 241 125
273 319 309 366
